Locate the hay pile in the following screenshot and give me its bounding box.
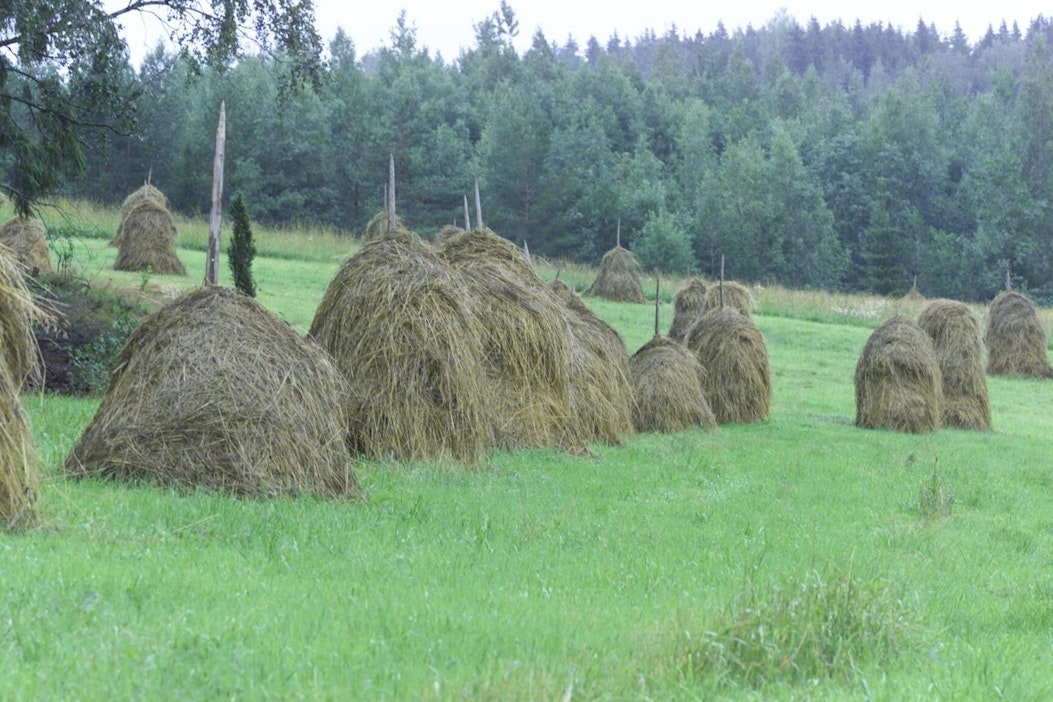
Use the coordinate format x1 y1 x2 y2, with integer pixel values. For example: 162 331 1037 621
584 246 646 303
629 335 717 433
438 227 578 450
361 211 415 243
549 279 634 444
854 315 942 433
0 217 51 275
309 236 491 463
112 184 170 246
0 246 47 528
685 308 771 424
435 225 467 246
917 299 991 430
668 277 708 342
704 281 754 318
113 198 186 275
985 291 1052 378
65 286 358 497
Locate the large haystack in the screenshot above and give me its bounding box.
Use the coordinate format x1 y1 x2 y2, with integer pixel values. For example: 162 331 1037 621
437 227 578 451
0 217 51 275
584 246 646 303
668 277 708 342
917 299 991 430
629 335 717 433
112 184 170 246
309 236 490 463
685 307 771 424
854 315 942 433
65 286 358 497
549 279 634 444
113 198 186 275
0 246 44 528
703 280 754 318
985 291 1052 378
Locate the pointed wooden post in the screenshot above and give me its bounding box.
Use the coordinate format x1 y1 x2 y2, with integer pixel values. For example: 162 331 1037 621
523 240 532 266
616 219 621 248
474 179 483 229
719 253 726 309
654 277 661 336
206 101 226 286
1006 264 1013 291
387 153 397 231
463 194 472 231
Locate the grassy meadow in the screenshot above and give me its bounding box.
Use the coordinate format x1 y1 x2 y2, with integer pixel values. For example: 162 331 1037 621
3 200 1053 699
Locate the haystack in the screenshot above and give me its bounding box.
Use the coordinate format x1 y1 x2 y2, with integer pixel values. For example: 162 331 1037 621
65 286 358 497
0 217 51 275
584 246 646 303
113 198 186 275
437 227 578 450
309 236 490 463
985 291 1052 378
668 277 708 342
629 335 717 433
112 184 170 246
854 315 942 433
549 279 634 444
917 299 991 430
435 224 468 246
361 211 415 243
703 280 754 318
685 307 771 424
0 245 44 528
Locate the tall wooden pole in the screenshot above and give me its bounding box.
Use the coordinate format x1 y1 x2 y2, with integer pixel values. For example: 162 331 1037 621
387 153 397 231
654 277 661 337
463 194 471 231
206 101 226 286
616 219 621 248
719 253 725 309
474 178 483 229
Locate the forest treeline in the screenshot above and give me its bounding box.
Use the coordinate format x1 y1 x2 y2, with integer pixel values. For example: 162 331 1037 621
46 7 1053 301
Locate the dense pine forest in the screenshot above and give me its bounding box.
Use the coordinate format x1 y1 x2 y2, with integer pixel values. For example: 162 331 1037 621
36 8 1053 301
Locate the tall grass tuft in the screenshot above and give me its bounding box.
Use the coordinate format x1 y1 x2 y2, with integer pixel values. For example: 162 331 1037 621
916 458 954 522
676 570 919 689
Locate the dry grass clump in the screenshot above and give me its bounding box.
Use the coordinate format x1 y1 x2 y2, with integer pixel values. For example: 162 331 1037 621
361 211 415 243
854 315 942 433
917 299 991 430
985 291 1052 378
113 198 186 275
435 224 467 246
629 335 716 433
65 286 358 498
438 227 578 451
549 279 634 444
668 277 708 342
0 217 51 275
584 246 646 303
685 308 771 424
309 236 490 463
704 281 754 318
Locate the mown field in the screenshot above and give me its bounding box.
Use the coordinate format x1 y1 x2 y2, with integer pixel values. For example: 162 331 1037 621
3 200 1053 700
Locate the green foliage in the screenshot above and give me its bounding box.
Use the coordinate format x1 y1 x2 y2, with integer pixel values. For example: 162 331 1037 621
631 210 693 274
69 303 138 395
227 194 257 297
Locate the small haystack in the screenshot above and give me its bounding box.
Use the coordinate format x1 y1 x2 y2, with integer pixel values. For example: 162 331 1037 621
0 217 51 275
361 211 415 243
685 307 771 424
917 299 991 430
584 246 646 303
549 279 634 444
113 198 186 275
630 335 717 433
0 245 44 528
668 277 708 342
435 225 468 246
309 236 490 463
112 184 170 246
985 291 1052 378
854 315 942 433
438 227 578 450
65 286 358 497
703 280 754 318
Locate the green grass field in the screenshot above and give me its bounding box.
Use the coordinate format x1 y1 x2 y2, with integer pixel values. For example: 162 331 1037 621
3 202 1053 699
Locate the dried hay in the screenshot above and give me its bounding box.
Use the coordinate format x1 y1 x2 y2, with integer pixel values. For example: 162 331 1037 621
309 236 490 463
685 307 771 424
917 299 991 430
854 315 942 433
65 286 359 498
435 224 468 246
584 246 646 303
362 211 415 243
0 244 46 388
438 228 578 451
629 335 717 433
985 291 1052 378
113 198 186 275
668 277 708 342
0 217 51 275
901 285 926 302
112 184 170 246
549 279 634 444
703 280 754 318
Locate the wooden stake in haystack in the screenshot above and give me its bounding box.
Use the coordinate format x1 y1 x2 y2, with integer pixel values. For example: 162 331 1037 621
206 101 226 285
474 178 484 230
463 194 472 232
387 153 397 232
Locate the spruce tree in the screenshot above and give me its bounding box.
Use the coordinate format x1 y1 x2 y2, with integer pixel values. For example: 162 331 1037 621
228 194 257 297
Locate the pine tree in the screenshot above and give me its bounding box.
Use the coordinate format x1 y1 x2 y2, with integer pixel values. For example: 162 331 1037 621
228 195 257 297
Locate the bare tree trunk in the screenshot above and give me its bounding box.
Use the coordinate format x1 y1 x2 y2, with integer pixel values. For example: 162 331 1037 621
206 101 226 285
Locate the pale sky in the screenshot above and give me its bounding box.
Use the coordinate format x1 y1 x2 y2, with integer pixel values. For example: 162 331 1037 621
114 0 1053 67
